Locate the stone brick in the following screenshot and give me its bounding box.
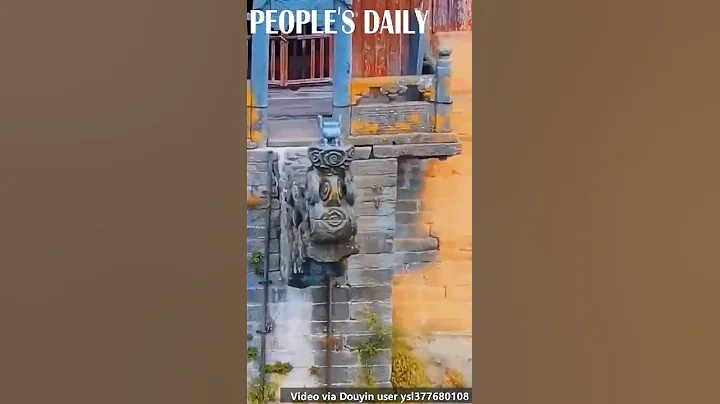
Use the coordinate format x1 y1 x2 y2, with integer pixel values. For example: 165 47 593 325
311 302 350 322
445 286 473 302
247 238 280 255
311 334 344 352
349 302 392 323
354 233 394 254
246 287 287 304
349 285 392 302
354 199 396 217
354 174 397 189
396 187 422 201
247 149 277 163
395 251 438 265
310 285 351 303
311 320 368 336
355 184 397 203
346 268 393 286
247 209 280 227
345 334 391 350
247 305 264 323
347 254 396 270
423 264 472 287
395 224 431 238
313 350 360 367
393 237 438 252
357 216 395 233
310 365 391 385
351 159 398 176
247 225 279 239
372 143 461 158
347 133 458 146
395 212 427 226
395 200 419 212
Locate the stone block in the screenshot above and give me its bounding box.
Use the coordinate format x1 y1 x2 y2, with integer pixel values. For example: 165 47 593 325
354 233 394 254
395 224 431 238
354 199 396 217
311 302 351 322
349 285 392 302
311 320 368 336
349 301 392 323
311 365 391 386
357 216 396 233
393 237 439 252
348 133 458 146
372 143 461 158
347 254 396 270
395 200 419 212
351 159 398 176
247 238 280 255
310 285 351 304
346 268 394 286
395 251 438 265
314 350 360 367
353 174 398 189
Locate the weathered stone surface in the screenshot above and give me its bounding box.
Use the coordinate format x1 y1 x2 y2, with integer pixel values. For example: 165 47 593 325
393 237 439 252
347 253 396 270
353 174 398 189
346 268 394 286
395 200 419 212
350 285 392 302
247 238 280 255
357 216 396 232
351 159 398 176
311 319 368 336
395 223 431 238
349 301 392 322
395 212 425 226
310 365 391 385
347 132 458 146
354 199 396 217
246 287 287 304
247 149 278 163
354 232 394 254
309 285 351 303
311 302 350 322
372 143 462 158
313 350 361 367
395 251 439 265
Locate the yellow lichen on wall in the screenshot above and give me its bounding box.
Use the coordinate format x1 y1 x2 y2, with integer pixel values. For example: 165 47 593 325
393 32 474 335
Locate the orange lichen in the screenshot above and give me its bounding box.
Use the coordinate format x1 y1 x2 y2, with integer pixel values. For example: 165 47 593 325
247 194 262 209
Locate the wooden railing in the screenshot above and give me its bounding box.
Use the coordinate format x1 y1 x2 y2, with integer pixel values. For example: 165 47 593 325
268 34 333 87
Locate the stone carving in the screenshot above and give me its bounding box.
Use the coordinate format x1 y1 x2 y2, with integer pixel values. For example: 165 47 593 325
284 116 359 288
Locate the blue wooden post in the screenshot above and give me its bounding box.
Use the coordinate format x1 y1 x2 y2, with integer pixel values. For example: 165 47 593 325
250 0 270 145
408 9 427 76
332 0 353 138
434 46 453 133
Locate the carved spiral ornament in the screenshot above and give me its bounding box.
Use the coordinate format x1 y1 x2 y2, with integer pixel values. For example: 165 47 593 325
322 149 345 167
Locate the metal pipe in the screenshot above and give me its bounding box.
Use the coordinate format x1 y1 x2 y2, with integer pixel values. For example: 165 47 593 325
259 150 274 387
325 278 333 386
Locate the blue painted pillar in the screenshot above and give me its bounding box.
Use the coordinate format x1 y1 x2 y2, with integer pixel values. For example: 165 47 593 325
332 0 353 137
434 46 453 133
250 0 270 145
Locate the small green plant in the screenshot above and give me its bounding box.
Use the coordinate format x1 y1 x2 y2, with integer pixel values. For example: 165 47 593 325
247 377 278 404
265 361 293 375
247 347 259 362
250 252 264 276
356 309 391 387
391 332 432 388
308 366 320 377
